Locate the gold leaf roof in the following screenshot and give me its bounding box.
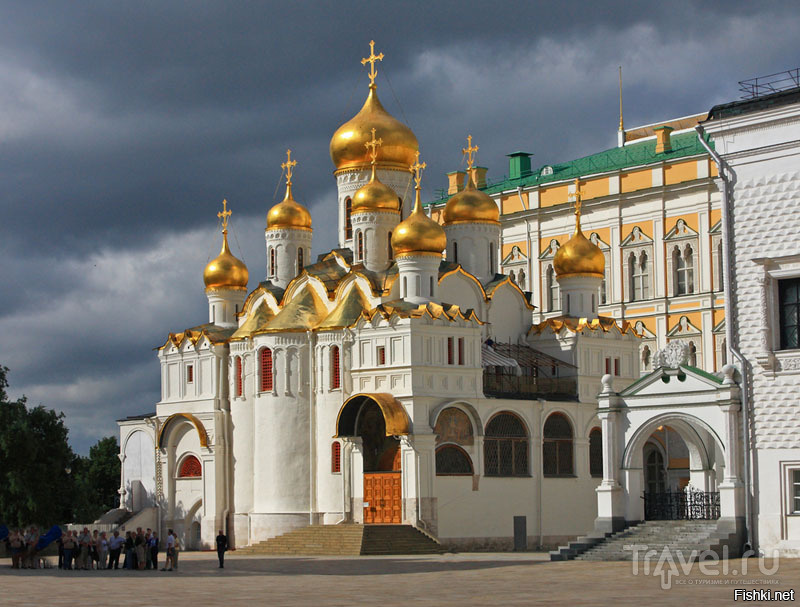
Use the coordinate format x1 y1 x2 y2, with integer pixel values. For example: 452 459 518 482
528 315 637 336
230 301 276 341
255 285 329 334
203 232 249 291
443 178 499 225
317 285 371 330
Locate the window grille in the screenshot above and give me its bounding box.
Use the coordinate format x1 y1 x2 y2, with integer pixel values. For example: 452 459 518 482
357 232 364 261
186 365 193 383
436 445 473 475
630 251 649 300
331 345 341 389
345 197 353 240
589 428 603 477
260 348 273 392
297 247 304 273
484 412 529 477
179 455 202 478
332 442 341 473
236 356 243 397
377 346 386 366
447 337 454 365
674 245 695 295
779 278 800 350
793 469 800 513
543 413 574 476
269 248 276 277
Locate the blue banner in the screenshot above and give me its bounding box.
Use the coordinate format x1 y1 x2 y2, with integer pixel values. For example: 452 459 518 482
35 525 62 551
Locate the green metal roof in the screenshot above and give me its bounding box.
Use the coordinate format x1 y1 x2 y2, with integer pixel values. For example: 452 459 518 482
425 131 712 208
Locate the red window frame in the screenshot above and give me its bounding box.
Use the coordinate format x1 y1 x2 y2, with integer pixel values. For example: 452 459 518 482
179 455 202 478
332 441 341 473
447 337 454 365
614 358 620 376
260 348 273 392
458 337 465 366
186 365 193 383
269 248 276 277
331 345 341 389
345 198 353 240
377 346 386 366
235 356 243 397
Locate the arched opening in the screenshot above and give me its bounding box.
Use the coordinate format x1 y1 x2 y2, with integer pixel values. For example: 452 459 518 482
345 197 353 240
435 445 473 475
178 454 202 478
644 442 667 493
269 247 276 278
484 412 529 477
589 427 602 478
335 394 409 524
543 412 574 476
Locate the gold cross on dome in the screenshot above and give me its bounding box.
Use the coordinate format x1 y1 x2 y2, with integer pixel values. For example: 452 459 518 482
463 134 479 170
569 178 584 221
361 40 384 86
409 151 426 189
217 199 231 231
364 127 383 164
281 149 297 185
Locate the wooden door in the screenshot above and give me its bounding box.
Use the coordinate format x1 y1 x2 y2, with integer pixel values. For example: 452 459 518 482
364 472 402 524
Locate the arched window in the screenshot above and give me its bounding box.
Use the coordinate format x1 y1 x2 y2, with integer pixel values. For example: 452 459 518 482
717 240 724 291
402 276 407 298
543 413 574 476
720 337 727 366
689 340 698 366
453 241 458 264
235 356 243 397
259 347 273 392
179 455 202 478
345 197 353 240
388 232 393 260
630 251 649 301
484 412 529 477
331 441 341 473
297 247 304 273
489 242 495 272
589 428 603 477
357 232 364 261
269 248 276 278
674 245 695 295
546 265 559 311
331 345 341 389
600 269 607 304
642 345 651 370
436 445 473 475
518 269 526 290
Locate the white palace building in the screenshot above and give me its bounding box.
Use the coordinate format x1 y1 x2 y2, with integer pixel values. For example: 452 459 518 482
117 49 800 558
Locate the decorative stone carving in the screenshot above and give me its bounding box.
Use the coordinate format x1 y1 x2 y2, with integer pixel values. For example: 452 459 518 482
653 340 690 369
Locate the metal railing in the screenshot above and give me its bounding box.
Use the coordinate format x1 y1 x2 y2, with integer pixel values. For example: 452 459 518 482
739 68 800 99
643 490 720 520
482 371 577 400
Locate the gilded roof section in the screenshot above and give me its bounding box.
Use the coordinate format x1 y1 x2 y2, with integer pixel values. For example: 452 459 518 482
256 285 329 334
370 300 483 324
230 301 276 341
334 392 411 437
528 315 638 336
239 281 284 319
483 274 535 309
317 285 371 330
158 323 235 350
299 257 352 298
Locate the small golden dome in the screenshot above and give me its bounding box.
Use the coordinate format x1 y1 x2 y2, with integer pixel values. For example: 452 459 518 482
392 155 446 256
267 182 312 231
204 231 249 291
443 178 499 225
553 228 605 279
330 85 419 171
352 165 400 214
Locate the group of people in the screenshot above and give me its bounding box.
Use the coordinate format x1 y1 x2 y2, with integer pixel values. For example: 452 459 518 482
5 526 182 571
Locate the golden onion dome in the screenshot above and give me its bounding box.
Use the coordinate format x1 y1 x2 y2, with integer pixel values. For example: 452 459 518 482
330 84 419 172
553 223 605 279
204 231 249 291
443 178 499 225
266 182 312 231
392 158 446 256
352 164 400 213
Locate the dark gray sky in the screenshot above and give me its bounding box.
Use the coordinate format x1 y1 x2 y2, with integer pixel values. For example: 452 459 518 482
2 0 798 453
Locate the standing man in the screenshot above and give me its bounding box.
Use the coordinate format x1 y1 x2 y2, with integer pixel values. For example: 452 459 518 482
150 531 159 571
107 530 124 569
161 529 174 571
215 530 228 568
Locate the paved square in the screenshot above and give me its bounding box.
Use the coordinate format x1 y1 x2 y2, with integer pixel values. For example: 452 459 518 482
1 552 798 606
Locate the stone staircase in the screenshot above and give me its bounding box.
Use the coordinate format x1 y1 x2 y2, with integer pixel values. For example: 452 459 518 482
551 520 735 561
236 524 445 556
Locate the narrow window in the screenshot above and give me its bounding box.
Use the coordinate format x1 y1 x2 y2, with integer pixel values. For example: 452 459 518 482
589 428 603 478
453 241 458 264
345 197 353 240
297 247 304 273
402 276 407 298
332 442 341 474
614 358 620 377
689 341 698 366
447 337 454 365
377 346 386 366
429 275 434 296
717 241 724 291
357 232 364 261
398 196 403 216
331 345 341 389
388 232 393 260
543 413 574 476
518 270 526 290
259 348 273 392
780 278 800 350
793 469 800 513
458 337 465 366
269 248 276 278
605 357 611 375
489 243 495 272
236 356 243 397
186 365 194 384
547 265 559 311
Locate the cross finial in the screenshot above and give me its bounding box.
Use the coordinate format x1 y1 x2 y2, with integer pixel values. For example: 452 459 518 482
361 40 384 87
569 178 584 231
217 199 232 233
462 134 479 170
409 151 426 190
281 149 297 186
364 127 383 165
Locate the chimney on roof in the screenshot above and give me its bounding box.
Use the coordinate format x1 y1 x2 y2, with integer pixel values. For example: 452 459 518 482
507 152 532 180
654 126 674 154
470 166 488 189
447 170 467 195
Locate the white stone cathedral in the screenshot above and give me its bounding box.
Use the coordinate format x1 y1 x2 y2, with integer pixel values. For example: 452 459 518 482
121 44 761 554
